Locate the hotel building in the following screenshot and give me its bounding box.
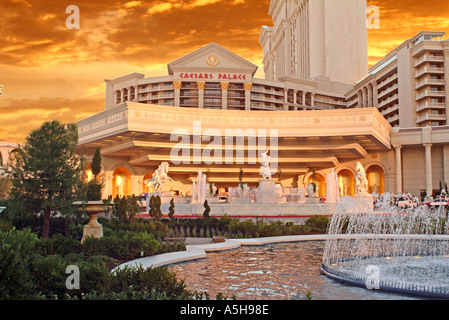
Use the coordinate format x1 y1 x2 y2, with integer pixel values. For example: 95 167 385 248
4 0 449 202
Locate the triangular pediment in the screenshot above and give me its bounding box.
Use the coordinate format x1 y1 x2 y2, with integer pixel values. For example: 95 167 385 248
167 43 258 77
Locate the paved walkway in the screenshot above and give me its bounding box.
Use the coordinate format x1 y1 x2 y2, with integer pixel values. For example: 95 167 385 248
113 234 328 272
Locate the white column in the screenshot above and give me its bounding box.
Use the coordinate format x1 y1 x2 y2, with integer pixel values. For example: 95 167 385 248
192 181 197 204
368 84 373 108
362 87 367 108
130 175 143 196
221 82 229 110
284 89 289 110
293 90 298 111
424 143 433 196
394 145 403 194
173 81 181 107
113 91 118 105
244 82 252 110
197 81 205 109
372 81 378 108
284 25 292 77
104 172 114 200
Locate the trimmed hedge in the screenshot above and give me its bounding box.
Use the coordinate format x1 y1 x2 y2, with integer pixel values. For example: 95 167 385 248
0 228 195 300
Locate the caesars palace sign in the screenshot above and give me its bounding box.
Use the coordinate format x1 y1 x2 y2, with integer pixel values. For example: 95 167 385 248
176 72 251 82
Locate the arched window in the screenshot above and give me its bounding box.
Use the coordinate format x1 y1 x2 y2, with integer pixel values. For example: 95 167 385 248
8 150 18 167
142 172 153 193
338 169 355 196
83 162 93 182
366 165 385 194
112 168 131 198
308 173 326 197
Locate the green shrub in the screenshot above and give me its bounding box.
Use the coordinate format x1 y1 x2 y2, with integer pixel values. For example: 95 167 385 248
304 215 330 233
168 199 175 222
81 231 162 261
86 181 102 201
203 200 211 218
108 265 192 299
0 228 39 299
0 219 13 232
32 254 69 298
35 233 83 256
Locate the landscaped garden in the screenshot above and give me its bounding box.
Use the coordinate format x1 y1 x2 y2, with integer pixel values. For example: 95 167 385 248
0 120 330 300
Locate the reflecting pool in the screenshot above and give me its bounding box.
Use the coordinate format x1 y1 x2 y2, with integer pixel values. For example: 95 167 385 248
169 241 419 300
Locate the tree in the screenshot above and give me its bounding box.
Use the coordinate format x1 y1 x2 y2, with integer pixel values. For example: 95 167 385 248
168 198 175 222
127 195 141 223
0 176 12 199
149 195 156 219
91 147 102 182
8 121 83 238
203 200 211 218
154 195 162 221
86 147 103 201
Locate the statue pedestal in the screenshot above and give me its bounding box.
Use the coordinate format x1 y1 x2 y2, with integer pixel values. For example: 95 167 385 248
350 193 374 213
257 179 279 204
306 197 321 204
161 191 175 204
206 197 220 204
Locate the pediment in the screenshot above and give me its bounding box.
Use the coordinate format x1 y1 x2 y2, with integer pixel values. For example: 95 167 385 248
167 43 258 77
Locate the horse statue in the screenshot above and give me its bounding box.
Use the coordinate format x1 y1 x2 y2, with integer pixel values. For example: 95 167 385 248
355 162 369 195
259 150 272 180
147 162 174 193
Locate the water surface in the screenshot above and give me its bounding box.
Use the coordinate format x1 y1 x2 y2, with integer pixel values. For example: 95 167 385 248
169 241 419 300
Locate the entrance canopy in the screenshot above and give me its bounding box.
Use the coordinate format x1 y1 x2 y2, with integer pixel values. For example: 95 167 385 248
76 102 392 183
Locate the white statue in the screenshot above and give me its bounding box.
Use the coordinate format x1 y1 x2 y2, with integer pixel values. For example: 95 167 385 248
147 162 174 193
260 150 272 180
326 168 340 203
191 170 207 204
355 162 369 195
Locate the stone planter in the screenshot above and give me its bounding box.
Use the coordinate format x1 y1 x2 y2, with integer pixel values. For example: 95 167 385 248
74 201 108 243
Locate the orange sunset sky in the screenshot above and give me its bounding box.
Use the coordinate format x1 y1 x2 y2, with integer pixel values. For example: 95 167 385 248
1 0 449 143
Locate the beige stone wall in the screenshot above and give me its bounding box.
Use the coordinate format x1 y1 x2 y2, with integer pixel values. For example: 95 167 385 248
445 145 449 187
402 146 426 196
431 146 445 191
401 145 445 197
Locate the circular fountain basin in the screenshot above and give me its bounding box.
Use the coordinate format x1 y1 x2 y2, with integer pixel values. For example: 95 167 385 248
321 194 449 299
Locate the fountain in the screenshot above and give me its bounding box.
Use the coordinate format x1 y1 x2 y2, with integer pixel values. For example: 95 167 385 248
321 193 449 299
325 169 340 204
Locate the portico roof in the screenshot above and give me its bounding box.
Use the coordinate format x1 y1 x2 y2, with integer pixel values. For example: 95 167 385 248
76 102 392 182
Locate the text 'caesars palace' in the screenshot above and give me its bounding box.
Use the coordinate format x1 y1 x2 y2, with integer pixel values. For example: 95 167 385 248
74 0 449 200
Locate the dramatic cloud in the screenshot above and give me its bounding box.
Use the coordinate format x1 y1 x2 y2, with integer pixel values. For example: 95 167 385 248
0 0 448 142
